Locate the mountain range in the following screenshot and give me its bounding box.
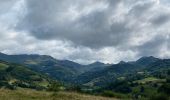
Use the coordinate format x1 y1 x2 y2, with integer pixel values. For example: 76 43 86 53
0 52 170 87
0 52 109 82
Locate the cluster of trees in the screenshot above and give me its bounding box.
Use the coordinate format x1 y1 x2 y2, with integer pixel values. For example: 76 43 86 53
98 70 170 99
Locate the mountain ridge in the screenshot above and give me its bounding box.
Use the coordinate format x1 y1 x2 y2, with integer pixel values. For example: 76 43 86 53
0 52 170 86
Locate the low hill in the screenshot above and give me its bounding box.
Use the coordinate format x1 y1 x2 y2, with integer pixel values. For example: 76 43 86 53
0 60 51 89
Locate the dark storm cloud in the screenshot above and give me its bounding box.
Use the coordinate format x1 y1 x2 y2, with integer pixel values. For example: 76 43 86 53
16 0 133 48
17 0 169 49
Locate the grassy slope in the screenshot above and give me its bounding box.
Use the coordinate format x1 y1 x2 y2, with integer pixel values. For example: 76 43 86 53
134 77 166 84
0 88 118 100
0 60 51 89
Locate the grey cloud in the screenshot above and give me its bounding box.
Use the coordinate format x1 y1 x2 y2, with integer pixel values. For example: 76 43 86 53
129 1 154 17
0 0 16 13
136 34 168 57
151 14 170 26
16 0 132 48
1 0 170 64
17 0 166 49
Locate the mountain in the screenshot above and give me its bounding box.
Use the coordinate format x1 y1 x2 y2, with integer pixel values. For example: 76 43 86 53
0 53 82 82
88 61 106 66
1 52 170 87
74 56 168 87
0 53 108 83
0 60 51 89
82 61 111 72
74 62 137 86
146 59 170 72
0 53 55 64
0 52 170 99
0 53 112 83
135 56 159 66
57 60 84 73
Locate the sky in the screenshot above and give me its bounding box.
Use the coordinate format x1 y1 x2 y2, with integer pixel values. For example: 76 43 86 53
0 0 170 64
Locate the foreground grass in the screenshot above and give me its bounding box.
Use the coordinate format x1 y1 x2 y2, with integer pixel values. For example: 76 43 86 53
0 88 118 100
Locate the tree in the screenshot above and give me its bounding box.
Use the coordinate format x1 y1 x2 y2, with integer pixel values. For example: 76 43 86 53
158 83 170 94
150 93 169 100
47 82 62 92
140 86 144 93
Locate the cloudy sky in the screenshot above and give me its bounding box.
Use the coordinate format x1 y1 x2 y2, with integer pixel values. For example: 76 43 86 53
0 0 170 64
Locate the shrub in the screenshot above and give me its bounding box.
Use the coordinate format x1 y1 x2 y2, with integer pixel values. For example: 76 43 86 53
106 80 132 93
5 84 16 90
47 82 62 92
66 85 82 92
102 91 115 97
149 93 169 100
102 91 129 98
158 83 170 94
166 78 170 83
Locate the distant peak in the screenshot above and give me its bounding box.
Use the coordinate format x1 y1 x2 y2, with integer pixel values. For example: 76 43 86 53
88 61 105 66
93 61 104 64
119 61 126 64
137 56 158 61
136 56 159 66
0 52 7 55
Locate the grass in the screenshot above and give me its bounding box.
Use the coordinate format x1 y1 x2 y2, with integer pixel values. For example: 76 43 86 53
0 63 8 70
0 88 118 100
135 77 165 84
34 80 49 87
24 60 39 65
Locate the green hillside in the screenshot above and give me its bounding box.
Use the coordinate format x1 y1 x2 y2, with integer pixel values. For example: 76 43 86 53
0 53 109 83
0 53 170 99
0 60 51 90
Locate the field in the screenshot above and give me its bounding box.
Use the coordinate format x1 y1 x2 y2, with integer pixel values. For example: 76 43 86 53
135 77 166 84
0 88 118 100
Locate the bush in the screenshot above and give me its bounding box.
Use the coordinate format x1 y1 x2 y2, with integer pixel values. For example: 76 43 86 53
47 82 62 92
166 78 170 83
106 80 132 93
158 83 170 94
167 70 170 75
102 91 115 97
102 91 130 98
150 93 169 100
5 85 16 90
66 85 82 92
